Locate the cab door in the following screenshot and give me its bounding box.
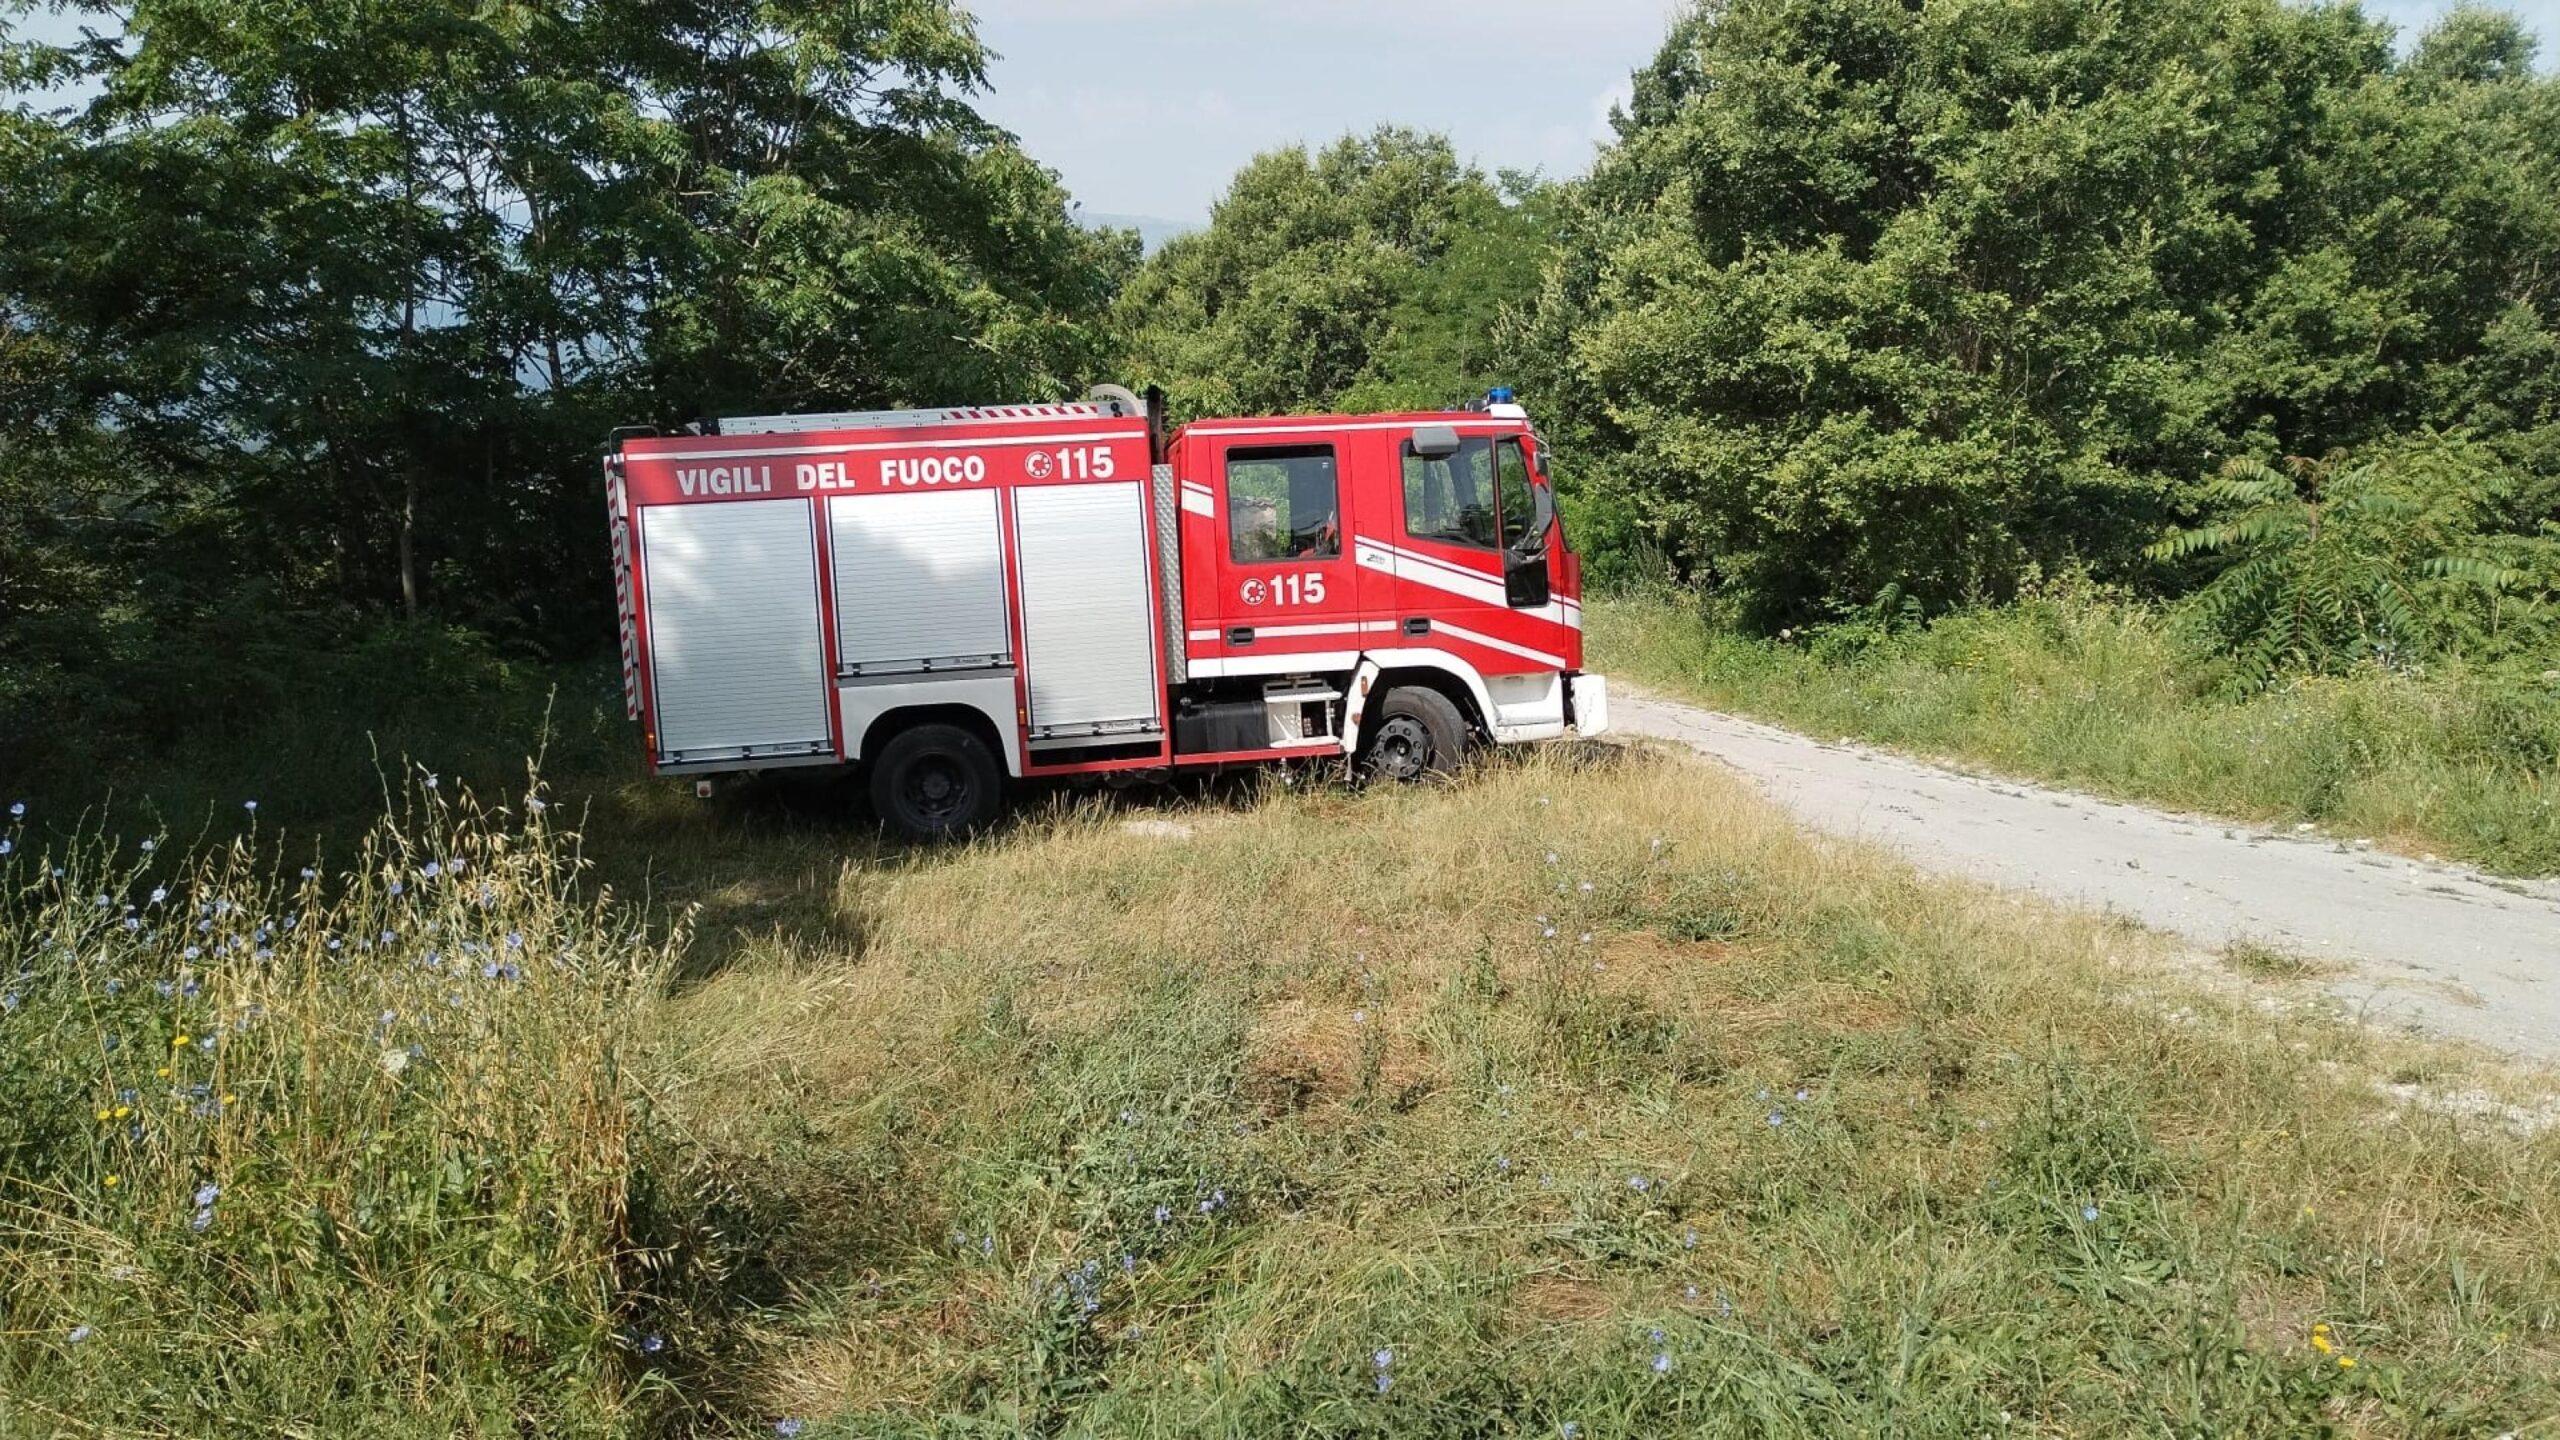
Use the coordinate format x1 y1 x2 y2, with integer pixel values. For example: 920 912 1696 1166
1384 429 1573 728
1192 435 1366 670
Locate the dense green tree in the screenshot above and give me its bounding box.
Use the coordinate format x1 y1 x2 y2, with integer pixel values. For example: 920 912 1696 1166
0 0 1131 768
1521 0 2560 630
1120 128 1549 418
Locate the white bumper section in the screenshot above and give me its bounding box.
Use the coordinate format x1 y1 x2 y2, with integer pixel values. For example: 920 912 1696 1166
1570 673 1610 737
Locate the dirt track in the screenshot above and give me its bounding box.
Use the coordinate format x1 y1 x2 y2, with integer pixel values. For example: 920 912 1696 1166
1613 688 2560 1064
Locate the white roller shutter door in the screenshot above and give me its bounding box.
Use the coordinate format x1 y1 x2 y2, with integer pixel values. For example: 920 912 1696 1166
1013 481 1163 738
828 490 1010 675
640 499 833 765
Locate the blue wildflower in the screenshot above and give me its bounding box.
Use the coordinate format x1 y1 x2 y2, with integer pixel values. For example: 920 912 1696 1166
505 931 523 951
1628 1175 1650 1192
1153 1205 1170 1224
242 801 256 814
1560 1425 1581 1440
0 839 11 857
1767 1111 1785 1127
775 1423 803 1438
189 1206 214 1233
1373 1348 1393 1368
1652 1351 1674 1374
7 802 21 818
642 1333 665 1354
1374 1373 1392 1394
194 1183 219 1206
67 1323 91 1344
2082 1204 2101 1223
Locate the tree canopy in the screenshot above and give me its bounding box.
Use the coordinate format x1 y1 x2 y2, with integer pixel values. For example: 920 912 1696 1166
1519 0 2560 630
1119 127 1551 419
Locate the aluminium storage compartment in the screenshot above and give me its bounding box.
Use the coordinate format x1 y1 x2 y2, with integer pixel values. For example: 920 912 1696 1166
827 489 1011 675
638 498 834 766
1012 481 1163 741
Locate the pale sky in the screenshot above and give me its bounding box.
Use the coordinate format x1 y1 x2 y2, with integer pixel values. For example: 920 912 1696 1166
968 0 2560 226
6 0 2553 229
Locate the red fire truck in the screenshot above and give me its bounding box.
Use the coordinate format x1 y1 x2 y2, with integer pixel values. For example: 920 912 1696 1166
605 385 1608 839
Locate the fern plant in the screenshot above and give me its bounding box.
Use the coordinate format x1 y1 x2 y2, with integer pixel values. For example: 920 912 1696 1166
2149 435 2546 691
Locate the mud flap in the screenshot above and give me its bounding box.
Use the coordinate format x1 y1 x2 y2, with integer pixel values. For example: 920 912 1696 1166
1569 673 1610 737
1339 658 1385 773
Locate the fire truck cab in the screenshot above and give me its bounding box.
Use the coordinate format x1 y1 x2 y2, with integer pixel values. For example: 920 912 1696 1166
606 386 1607 839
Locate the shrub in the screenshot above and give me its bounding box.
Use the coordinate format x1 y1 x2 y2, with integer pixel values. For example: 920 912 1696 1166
0 783 675 1436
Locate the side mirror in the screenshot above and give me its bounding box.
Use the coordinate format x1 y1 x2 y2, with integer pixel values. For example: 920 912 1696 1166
1410 424 1462 460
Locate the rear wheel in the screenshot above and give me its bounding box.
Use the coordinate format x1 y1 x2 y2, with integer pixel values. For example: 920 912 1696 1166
1360 685 1471 783
869 723 1003 842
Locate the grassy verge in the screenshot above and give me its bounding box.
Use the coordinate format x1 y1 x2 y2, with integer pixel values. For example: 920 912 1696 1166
7 745 2557 1435
1590 590 2560 878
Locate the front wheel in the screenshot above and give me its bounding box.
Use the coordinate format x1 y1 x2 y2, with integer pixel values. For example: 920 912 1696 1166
1359 685 1472 784
869 723 1004 842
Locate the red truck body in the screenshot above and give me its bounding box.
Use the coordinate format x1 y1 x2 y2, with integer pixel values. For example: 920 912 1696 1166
606 389 1607 832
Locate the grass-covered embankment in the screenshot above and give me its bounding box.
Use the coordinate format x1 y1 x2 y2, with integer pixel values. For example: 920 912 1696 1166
1592 591 2560 878
6 745 2557 1435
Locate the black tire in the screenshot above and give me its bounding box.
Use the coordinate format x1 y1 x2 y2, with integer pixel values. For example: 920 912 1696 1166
869 723 1004 842
1360 685 1471 784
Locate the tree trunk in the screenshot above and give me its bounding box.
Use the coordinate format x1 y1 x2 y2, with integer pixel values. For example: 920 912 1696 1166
399 465 421 621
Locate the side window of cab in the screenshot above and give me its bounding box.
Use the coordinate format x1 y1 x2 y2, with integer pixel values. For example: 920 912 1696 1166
1401 437 1498 549
1226 446 1341 562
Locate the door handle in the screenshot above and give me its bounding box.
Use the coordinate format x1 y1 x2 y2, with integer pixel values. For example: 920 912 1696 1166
1227 626 1255 645
1403 617 1431 636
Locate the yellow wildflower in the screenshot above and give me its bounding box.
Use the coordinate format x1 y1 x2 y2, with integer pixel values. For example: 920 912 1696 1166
155 1066 170 1078
102 1174 119 1188
2310 1332 2333 1355
95 1108 111 1122
172 1034 190 1049
2337 1356 2356 1370
112 1105 131 1119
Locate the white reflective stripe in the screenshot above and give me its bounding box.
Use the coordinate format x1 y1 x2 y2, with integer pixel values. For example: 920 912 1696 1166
1187 652 1359 679
1187 419 1529 438
637 430 1136 464
1187 619 1398 651
1180 490 1214 517
1246 622 1368 639
1181 481 1214 496
1356 534 1585 629
1434 621 1566 669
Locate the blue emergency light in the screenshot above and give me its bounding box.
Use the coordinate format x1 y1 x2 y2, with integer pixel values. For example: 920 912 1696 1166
1487 386 1516 404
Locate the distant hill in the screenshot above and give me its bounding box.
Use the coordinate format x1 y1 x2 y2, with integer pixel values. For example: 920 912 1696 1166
1080 211 1199 254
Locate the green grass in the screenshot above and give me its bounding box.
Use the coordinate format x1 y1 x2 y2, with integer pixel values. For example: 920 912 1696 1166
9 737 2556 1436
1591 590 2560 878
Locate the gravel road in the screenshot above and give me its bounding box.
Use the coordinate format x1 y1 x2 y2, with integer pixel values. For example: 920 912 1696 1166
1613 689 2560 1063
